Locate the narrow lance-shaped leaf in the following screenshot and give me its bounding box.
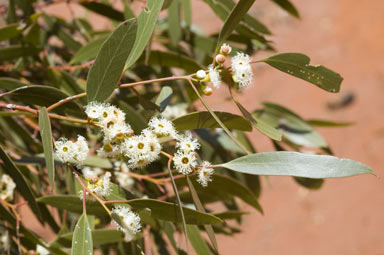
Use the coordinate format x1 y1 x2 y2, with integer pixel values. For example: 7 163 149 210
216 0 256 51
186 225 213 255
0 146 42 221
261 53 343 93
38 107 55 187
80 2 125 21
72 213 93 255
221 151 374 178
87 19 137 103
125 0 164 69
271 0 300 18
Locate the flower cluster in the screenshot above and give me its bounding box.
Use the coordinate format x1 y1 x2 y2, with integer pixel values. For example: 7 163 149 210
112 206 142 241
0 174 16 201
195 43 254 91
173 133 200 174
196 161 214 187
0 229 9 251
54 135 89 164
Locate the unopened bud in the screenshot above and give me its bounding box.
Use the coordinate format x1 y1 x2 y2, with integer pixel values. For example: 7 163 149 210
220 44 232 55
203 86 213 96
196 70 207 80
215 54 226 64
103 143 113 152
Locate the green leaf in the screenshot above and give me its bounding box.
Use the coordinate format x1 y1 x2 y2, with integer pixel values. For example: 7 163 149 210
186 225 213 255
72 213 93 255
9 85 84 116
54 229 123 248
216 0 256 51
294 177 324 190
186 176 218 252
221 151 375 178
271 0 300 18
0 146 42 221
173 111 252 132
262 53 343 93
214 211 249 220
0 77 28 90
155 86 173 112
70 34 109 64
0 23 22 42
80 2 125 21
306 119 354 127
140 50 203 73
254 102 327 148
38 107 55 187
38 196 223 225
87 19 137 102
0 45 41 61
177 174 263 213
125 0 164 69
117 101 147 133
168 0 181 46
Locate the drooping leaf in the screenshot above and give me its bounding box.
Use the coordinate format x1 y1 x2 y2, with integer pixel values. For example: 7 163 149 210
155 86 173 112
216 0 256 51
125 0 164 69
173 111 252 132
214 211 249 220
306 119 354 127
0 146 42 221
221 151 374 178
72 213 93 255
0 45 41 61
254 102 327 148
168 0 182 46
80 2 125 21
186 225 213 255
38 107 55 188
53 229 123 248
87 19 137 102
70 34 109 64
262 53 343 93
271 0 300 18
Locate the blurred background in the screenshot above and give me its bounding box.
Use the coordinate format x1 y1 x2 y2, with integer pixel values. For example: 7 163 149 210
29 0 384 254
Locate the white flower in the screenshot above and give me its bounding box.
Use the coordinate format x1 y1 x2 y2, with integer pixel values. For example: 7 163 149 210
122 132 161 169
208 65 221 88
148 117 178 138
112 206 141 234
55 136 89 164
220 43 232 55
197 161 214 187
81 172 111 199
97 142 121 158
0 174 16 201
173 151 197 174
36 244 50 255
103 122 133 142
176 133 200 154
73 135 89 162
54 138 76 163
85 101 104 119
0 230 9 251
99 105 126 128
196 69 207 80
82 167 104 179
161 104 188 120
115 172 135 190
231 52 253 88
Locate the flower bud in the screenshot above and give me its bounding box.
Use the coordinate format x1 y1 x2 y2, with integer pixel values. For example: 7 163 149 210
90 176 99 184
202 86 213 96
220 44 232 55
215 54 226 64
196 70 207 80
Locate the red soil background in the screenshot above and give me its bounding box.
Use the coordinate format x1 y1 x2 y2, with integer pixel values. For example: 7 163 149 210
30 0 384 254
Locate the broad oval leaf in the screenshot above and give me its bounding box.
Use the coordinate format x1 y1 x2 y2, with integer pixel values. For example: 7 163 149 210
70 34 109 64
72 213 93 255
38 107 55 187
0 77 28 90
173 111 252 132
125 0 164 69
87 19 137 103
216 0 256 51
262 53 343 93
221 151 374 178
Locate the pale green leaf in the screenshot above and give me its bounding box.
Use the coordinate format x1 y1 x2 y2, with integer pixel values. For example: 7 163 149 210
72 213 93 255
70 34 109 64
221 151 374 178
